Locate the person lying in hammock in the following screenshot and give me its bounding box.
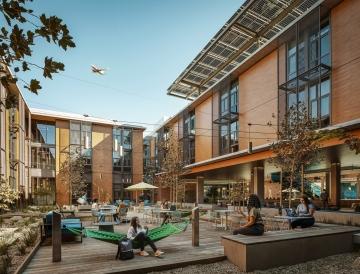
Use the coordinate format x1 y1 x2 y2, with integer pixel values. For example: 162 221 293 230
127 216 164 257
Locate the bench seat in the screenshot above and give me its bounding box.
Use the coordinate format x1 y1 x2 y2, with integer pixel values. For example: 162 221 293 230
222 224 360 272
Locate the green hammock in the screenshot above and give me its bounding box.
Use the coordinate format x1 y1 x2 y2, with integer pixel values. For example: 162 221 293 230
67 221 189 249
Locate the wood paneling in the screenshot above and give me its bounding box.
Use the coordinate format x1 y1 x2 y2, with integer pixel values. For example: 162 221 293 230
331 0 360 124
92 124 112 202
55 120 69 206
132 129 143 184
238 51 278 151
195 97 212 162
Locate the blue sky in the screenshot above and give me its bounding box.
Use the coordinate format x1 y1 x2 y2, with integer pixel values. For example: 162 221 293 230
18 0 243 134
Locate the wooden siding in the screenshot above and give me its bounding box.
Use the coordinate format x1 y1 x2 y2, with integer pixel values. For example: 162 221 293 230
55 120 70 206
238 50 278 150
331 0 360 124
195 96 212 162
92 124 113 202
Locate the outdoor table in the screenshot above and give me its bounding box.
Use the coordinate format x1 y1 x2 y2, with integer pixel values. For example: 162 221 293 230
274 215 314 229
60 209 75 218
214 209 234 230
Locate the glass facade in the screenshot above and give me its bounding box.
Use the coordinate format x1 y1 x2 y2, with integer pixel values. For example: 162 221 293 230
113 127 133 199
183 111 195 164
31 122 55 144
31 177 56 205
70 121 92 165
280 9 331 129
218 81 239 155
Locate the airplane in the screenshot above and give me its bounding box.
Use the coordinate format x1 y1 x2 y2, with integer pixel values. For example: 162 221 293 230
91 65 107 75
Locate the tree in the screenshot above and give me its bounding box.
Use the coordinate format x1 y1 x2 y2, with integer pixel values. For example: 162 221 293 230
59 153 87 205
0 178 19 212
156 128 185 203
271 103 321 208
0 0 75 94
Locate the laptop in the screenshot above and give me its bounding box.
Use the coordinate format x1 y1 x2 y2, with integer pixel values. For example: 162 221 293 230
285 208 298 217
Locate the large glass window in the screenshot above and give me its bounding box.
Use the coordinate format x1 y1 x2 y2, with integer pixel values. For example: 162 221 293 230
31 177 56 205
113 127 133 172
31 147 55 169
32 122 55 145
218 81 239 155
70 121 92 164
341 170 360 200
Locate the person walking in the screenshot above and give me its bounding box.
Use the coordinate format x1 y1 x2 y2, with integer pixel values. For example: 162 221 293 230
320 189 329 210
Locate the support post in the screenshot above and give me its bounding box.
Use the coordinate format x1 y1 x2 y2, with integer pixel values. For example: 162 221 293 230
192 207 199 247
330 163 340 208
253 167 264 205
52 211 61 262
196 177 204 204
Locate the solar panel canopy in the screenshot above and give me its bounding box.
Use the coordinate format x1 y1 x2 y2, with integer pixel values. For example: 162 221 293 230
167 0 320 100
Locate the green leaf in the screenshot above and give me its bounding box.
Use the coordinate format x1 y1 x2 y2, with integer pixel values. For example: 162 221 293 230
25 79 41 94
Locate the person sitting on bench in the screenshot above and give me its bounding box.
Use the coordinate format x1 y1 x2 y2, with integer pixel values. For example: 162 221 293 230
233 194 264 236
127 216 164 257
160 200 171 226
291 195 315 229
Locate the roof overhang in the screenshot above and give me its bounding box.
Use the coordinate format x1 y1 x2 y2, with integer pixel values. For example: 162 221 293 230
167 0 333 100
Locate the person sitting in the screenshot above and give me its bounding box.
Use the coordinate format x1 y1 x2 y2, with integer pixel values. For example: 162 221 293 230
160 200 170 226
113 202 121 224
233 194 264 236
291 195 315 229
127 217 164 257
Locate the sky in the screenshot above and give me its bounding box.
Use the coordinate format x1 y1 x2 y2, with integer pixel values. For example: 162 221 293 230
17 0 243 135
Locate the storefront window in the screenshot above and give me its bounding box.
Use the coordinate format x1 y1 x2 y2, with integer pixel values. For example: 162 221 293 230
341 170 360 200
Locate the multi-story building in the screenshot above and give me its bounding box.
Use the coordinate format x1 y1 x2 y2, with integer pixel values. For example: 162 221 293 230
154 0 360 208
0 77 145 206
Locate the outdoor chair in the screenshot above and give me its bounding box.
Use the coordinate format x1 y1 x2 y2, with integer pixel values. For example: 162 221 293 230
207 210 221 229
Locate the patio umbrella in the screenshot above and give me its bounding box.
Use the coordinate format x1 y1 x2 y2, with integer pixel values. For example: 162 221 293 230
125 182 158 204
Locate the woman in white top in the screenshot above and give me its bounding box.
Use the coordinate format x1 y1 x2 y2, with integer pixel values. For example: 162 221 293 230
127 216 164 257
291 195 315 229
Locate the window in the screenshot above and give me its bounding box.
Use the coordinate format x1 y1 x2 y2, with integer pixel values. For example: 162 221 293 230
320 24 330 66
32 122 55 145
113 127 133 172
341 170 360 200
31 147 55 169
70 121 92 164
220 124 229 154
220 92 229 116
230 83 238 113
217 81 239 155
287 41 297 80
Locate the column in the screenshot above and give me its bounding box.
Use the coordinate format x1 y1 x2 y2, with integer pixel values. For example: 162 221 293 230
330 163 340 207
196 176 204 204
253 167 264 204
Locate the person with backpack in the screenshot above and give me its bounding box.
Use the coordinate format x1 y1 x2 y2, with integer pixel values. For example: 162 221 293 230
127 216 164 257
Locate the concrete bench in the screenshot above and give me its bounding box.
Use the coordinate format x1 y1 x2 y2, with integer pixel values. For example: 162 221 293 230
222 224 360 272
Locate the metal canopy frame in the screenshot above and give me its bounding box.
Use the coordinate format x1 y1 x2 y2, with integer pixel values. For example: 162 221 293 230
167 0 320 100
278 63 331 92
213 111 239 125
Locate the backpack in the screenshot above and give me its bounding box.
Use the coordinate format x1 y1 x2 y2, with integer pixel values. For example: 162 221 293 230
116 239 134 260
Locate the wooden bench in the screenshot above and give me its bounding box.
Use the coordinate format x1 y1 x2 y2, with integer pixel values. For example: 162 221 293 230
222 224 360 272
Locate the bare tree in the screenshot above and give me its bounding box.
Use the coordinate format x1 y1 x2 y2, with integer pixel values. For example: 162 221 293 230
271 103 320 208
157 128 185 203
59 152 87 205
